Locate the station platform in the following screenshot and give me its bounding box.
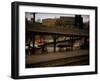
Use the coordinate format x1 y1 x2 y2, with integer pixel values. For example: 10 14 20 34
26 49 89 68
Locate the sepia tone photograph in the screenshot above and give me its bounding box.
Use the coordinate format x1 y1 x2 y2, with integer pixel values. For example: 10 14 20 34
25 12 90 68
11 2 97 79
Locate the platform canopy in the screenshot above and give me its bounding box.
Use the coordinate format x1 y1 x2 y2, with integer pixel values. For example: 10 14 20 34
26 24 89 37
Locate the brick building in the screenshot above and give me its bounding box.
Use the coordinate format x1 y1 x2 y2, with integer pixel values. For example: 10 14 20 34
42 18 58 27
42 16 75 27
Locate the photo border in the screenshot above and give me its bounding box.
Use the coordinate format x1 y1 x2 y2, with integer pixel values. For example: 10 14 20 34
11 1 98 79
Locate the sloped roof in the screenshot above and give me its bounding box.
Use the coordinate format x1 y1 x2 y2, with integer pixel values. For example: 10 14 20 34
27 24 89 37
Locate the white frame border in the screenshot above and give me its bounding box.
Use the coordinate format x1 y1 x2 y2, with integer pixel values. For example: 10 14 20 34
19 5 96 76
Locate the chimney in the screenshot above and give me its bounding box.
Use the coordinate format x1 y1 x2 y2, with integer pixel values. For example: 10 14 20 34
32 13 35 23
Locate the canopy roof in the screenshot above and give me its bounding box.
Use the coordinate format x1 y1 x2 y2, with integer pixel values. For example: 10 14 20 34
26 24 89 37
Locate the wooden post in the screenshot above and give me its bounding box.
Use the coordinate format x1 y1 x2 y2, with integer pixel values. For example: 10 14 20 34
28 32 31 55
32 33 35 54
54 37 56 53
70 37 74 50
52 35 57 53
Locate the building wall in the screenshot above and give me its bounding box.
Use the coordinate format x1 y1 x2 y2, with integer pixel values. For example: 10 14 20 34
42 18 58 27
60 17 75 25
42 17 75 27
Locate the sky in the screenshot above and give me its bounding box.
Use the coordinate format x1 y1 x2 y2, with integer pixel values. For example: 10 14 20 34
25 12 89 23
